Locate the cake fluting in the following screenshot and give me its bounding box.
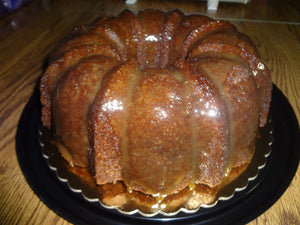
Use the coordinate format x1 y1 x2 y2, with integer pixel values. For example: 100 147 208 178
40 9 272 200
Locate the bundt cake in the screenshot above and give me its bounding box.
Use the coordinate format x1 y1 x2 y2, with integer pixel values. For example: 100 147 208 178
40 9 272 199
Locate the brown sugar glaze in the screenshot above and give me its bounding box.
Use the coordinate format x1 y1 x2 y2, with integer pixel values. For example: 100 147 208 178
40 9 272 205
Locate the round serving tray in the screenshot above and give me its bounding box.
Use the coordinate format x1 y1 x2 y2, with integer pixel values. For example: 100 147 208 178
16 84 300 225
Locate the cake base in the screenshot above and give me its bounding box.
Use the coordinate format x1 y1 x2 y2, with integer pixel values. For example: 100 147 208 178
64 163 248 214
40 114 272 216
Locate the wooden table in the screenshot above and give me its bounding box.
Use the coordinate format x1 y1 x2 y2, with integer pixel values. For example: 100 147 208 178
0 0 299 224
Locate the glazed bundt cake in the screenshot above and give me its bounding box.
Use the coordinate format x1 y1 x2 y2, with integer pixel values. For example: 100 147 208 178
40 9 272 198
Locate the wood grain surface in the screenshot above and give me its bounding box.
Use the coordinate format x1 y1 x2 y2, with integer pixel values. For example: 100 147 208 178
0 0 299 224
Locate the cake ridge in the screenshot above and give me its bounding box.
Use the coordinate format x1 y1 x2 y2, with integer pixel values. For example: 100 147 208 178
53 55 119 167
180 20 235 60
159 9 184 68
40 44 120 129
189 41 271 127
120 61 143 192
191 58 233 185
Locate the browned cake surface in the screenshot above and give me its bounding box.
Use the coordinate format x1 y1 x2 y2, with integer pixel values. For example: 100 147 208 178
40 9 272 197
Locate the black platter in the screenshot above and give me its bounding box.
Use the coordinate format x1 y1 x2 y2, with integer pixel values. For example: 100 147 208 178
16 85 300 225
